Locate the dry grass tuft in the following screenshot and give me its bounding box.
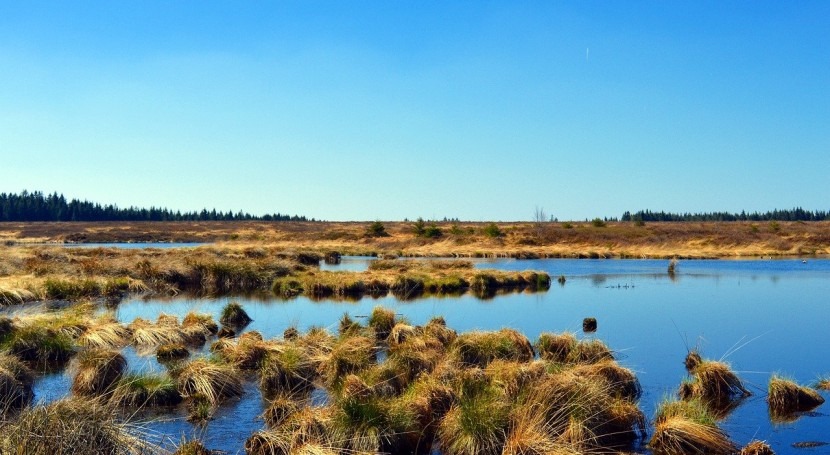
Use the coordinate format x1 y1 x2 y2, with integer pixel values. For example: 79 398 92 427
220 301 252 327
0 397 162 454
741 440 775 455
451 329 534 368
78 319 132 349
156 343 190 361
649 398 735 455
768 375 825 418
129 318 186 347
680 359 750 406
176 358 243 405
111 372 183 408
70 348 127 397
0 352 34 414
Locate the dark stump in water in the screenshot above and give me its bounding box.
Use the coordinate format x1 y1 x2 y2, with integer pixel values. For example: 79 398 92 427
583 317 597 333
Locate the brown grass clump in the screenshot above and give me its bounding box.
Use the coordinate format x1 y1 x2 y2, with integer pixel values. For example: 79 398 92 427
263 394 301 428
259 345 318 397
176 358 243 405
367 306 396 341
0 352 34 414
649 398 735 455
157 343 190 361
680 359 750 405
741 440 775 455
111 373 183 408
451 329 534 368
77 319 132 349
174 439 213 455
129 318 186 347
768 375 825 418
0 397 160 454
536 332 576 363
571 360 642 400
319 336 377 388
220 301 252 327
182 311 219 335
684 349 702 373
246 407 332 455
216 331 272 370
387 322 417 348
70 348 127 397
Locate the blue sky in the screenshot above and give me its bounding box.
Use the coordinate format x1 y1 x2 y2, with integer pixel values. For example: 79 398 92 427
1 2 827 221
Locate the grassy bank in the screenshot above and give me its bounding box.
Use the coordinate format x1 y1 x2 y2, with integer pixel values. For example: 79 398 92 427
0 245 549 304
2 220 830 258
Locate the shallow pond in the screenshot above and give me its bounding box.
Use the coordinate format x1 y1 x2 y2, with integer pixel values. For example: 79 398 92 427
32 258 830 453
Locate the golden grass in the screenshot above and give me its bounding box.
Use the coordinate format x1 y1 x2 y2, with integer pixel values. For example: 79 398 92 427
0 397 163 454
741 440 775 455
70 348 127 397
0 352 34 414
768 375 825 418
650 415 736 455
6 219 830 258
680 359 750 405
175 358 244 405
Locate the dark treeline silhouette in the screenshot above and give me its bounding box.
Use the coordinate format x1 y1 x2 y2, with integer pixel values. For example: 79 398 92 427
0 191 312 222
622 208 829 222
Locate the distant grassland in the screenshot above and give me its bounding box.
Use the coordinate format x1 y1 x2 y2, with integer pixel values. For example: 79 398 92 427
1 220 829 258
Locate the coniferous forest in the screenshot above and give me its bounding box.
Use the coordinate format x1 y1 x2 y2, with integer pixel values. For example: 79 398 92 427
0 191 311 222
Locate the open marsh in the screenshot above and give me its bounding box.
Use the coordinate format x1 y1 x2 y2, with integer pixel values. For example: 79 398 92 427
5 258 824 453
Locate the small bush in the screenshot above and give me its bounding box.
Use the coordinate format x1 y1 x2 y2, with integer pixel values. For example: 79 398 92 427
591 218 607 228
366 221 389 238
482 223 503 238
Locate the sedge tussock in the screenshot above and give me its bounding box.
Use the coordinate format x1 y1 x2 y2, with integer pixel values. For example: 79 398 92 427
129 318 186 347
111 372 182 408
0 352 35 414
649 398 735 455
649 415 735 455
741 440 775 455
0 397 163 454
768 375 825 418
451 329 534 368
78 320 132 349
70 348 127 397
176 358 243 405
680 359 750 405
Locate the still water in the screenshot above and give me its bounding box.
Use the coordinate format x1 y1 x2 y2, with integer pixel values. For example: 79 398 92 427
35 258 830 453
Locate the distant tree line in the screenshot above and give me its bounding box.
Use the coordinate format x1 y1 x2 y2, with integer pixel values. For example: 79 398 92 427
621 208 829 222
0 191 312 222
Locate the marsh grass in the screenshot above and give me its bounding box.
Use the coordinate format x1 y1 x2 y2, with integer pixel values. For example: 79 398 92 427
78 319 132 349
173 439 213 455
111 372 182 408
0 352 34 414
156 343 190 361
5 324 75 368
649 398 735 455
70 348 127 397
451 329 534 368
219 301 252 327
175 358 244 405
679 358 750 411
768 375 825 418
0 397 162 454
741 440 775 455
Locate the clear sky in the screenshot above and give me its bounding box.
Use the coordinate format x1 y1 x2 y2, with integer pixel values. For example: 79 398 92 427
1 2 828 221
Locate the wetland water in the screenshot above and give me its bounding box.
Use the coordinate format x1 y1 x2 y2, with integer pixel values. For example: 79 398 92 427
32 258 830 453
